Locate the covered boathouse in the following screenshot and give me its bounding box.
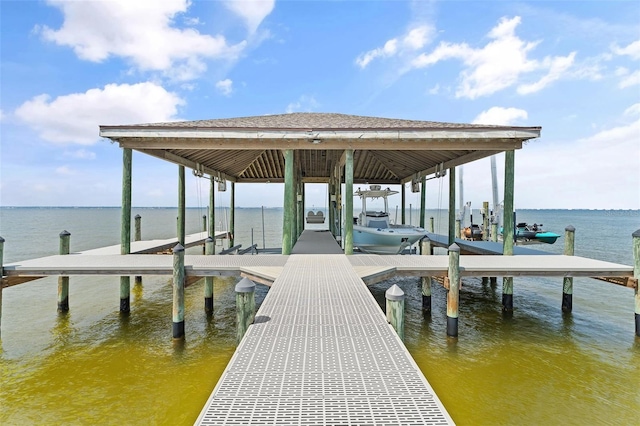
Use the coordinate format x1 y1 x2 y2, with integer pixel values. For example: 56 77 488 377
99 112 541 257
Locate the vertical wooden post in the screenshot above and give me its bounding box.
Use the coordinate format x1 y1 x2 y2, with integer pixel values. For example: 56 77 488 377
448 167 456 246
344 149 354 255
419 176 426 229
209 176 216 254
328 176 335 236
632 229 640 337
562 225 575 313
134 214 141 242
230 181 235 248
292 170 298 246
401 184 406 224
502 150 515 314
300 181 305 237
0 236 3 336
178 165 186 246
491 220 498 243
421 238 432 316
447 243 460 337
482 201 490 241
134 215 142 284
120 148 132 313
429 216 434 233
455 219 461 240
57 230 70 312
282 149 294 255
235 277 256 343
385 284 405 341
204 237 214 314
172 244 185 340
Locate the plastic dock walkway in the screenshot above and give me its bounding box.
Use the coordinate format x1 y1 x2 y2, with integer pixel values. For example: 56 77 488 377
425 232 549 255
195 253 454 425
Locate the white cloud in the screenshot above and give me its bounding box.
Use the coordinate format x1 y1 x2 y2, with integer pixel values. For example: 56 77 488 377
55 165 75 175
286 95 319 114
39 0 246 80
15 82 184 145
215 79 234 96
618 70 640 88
63 149 97 160
356 24 434 68
473 107 528 125
224 0 275 34
427 84 440 95
612 39 640 60
517 52 576 94
410 16 578 99
624 103 640 117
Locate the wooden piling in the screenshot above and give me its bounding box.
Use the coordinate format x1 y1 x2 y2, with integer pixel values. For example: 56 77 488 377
482 202 490 241
344 149 354 255
401 184 406 225
491 220 498 243
178 165 186 246
58 230 70 312
562 225 575 313
120 148 132 314
447 243 460 337
204 237 214 314
429 216 434 233
283 149 294 255
421 238 432 315
385 284 405 341
448 167 456 246
0 236 4 335
455 219 461 240
419 176 426 228
230 182 235 248
172 244 185 340
134 215 142 284
633 229 640 337
235 277 256 343
502 150 515 315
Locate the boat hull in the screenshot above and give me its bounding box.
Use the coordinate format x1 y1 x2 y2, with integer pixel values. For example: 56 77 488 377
353 225 427 254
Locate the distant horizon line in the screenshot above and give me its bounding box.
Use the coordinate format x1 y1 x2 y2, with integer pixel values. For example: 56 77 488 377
1 206 639 211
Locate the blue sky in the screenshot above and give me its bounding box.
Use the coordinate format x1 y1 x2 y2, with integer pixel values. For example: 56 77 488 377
1 0 638 210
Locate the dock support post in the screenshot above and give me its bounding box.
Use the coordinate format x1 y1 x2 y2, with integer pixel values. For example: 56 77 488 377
421 238 432 315
455 219 461 240
482 201 490 240
447 243 460 337
401 184 406 224
235 277 256 343
178 165 186 246
429 216 434 233
328 176 335 236
562 226 575 313
344 149 354 255
204 237 214 314
172 244 185 340
209 176 216 254
419 176 426 228
633 229 640 337
386 284 405 341
0 236 3 335
491 220 498 243
57 230 70 312
134 215 142 284
282 149 294 254
448 167 456 246
229 181 235 248
502 150 515 314
120 148 132 314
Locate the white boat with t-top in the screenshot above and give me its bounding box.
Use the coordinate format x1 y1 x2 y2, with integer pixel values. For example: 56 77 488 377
352 185 428 254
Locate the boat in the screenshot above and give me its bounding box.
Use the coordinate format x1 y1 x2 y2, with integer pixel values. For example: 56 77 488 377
352 185 428 254
306 210 325 224
463 224 483 240
502 222 560 244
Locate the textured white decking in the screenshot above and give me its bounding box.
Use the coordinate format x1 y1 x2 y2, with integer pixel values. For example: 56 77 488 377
195 254 454 425
80 231 228 255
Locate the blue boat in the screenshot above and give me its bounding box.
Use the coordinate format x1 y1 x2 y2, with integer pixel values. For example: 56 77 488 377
352 186 428 254
511 222 560 244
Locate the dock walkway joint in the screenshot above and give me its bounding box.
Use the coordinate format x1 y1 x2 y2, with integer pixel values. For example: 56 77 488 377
195 254 454 425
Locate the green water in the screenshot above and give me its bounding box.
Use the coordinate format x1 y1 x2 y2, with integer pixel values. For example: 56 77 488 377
1 208 639 425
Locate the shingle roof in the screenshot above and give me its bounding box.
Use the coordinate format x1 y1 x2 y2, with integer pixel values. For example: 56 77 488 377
110 112 533 131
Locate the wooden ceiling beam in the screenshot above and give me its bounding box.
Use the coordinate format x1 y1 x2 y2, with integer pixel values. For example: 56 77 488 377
138 149 237 182
399 150 503 184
